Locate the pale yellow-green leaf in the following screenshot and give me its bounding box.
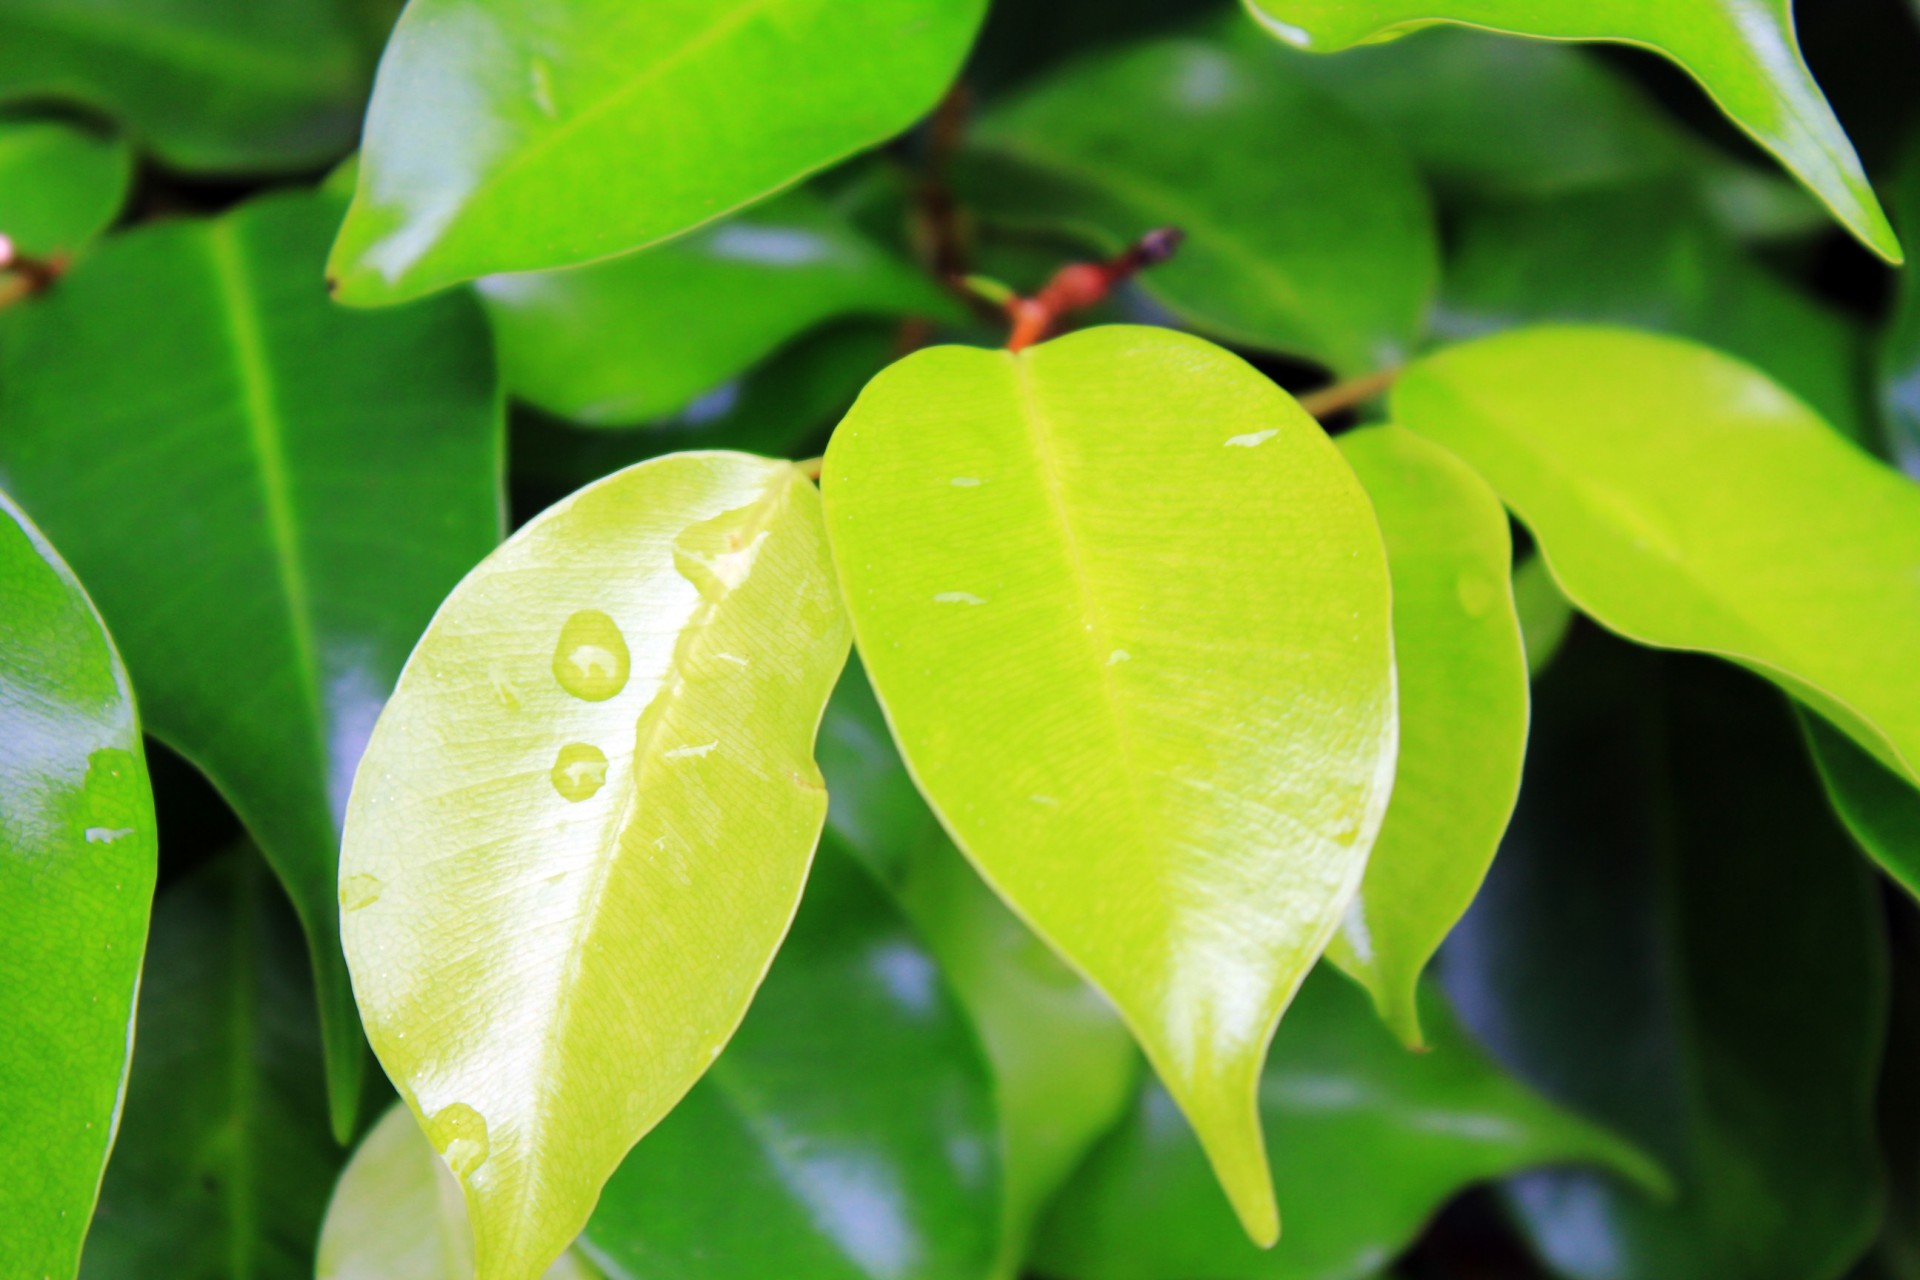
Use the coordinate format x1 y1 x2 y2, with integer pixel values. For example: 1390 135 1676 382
821 325 1398 1245
317 1106 598 1280
1238 0 1900 262
1326 426 1528 1048
1394 326 1920 789
339 451 851 1280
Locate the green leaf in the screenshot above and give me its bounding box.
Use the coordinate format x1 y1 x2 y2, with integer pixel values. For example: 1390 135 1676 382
578 844 1001 1278
0 0 366 173
316 1106 597 1280
822 324 1398 1245
329 0 990 305
0 119 131 258
481 189 953 427
0 189 503 1138
321 848 994 1280
1392 325 1920 790
82 850 341 1280
1032 968 1659 1280
1445 641 1885 1278
820 662 1137 1274
1438 183 1870 445
0 492 155 1280
1802 710 1920 900
1880 132 1920 478
967 34 1436 373
340 450 852 1280
1238 0 1901 262
1511 554 1575 679
1324 426 1527 1047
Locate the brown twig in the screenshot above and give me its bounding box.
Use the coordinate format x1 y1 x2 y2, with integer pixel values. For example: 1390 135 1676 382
912 85 973 281
0 233 66 309
1004 228 1185 352
1296 367 1400 420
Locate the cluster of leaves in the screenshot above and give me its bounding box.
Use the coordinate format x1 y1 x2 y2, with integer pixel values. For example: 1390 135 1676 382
4 1 1920 1279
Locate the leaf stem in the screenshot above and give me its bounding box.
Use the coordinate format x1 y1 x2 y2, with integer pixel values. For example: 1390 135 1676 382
1003 227 1185 352
1297 366 1400 420
798 456 824 482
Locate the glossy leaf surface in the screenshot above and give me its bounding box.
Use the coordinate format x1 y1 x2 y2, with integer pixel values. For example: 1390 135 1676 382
1393 326 1920 790
481 190 952 427
0 189 503 1135
317 1107 596 1280
1439 184 1869 444
1239 0 1900 261
0 493 155 1280
820 664 1136 1273
1033 969 1656 1280
330 0 990 304
341 451 852 1280
823 325 1398 1244
1326 427 1526 1047
0 120 131 258
1446 641 1885 1278
0 0 366 172
83 851 340 1280
578 845 1000 1280
1804 711 1920 901
969 35 1435 373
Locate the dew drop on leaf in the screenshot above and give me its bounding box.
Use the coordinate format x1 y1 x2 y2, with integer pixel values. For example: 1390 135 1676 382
553 610 631 702
551 743 610 802
426 1102 491 1179
340 874 385 911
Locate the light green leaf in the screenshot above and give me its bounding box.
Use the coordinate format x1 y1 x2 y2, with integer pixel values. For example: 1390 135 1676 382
1033 969 1659 1280
1802 710 1920 900
0 492 155 1280
1437 183 1870 445
340 451 852 1280
317 1107 597 1280
1392 325 1920 790
820 663 1137 1275
968 34 1436 373
1449 642 1884 1279
329 0 990 305
822 325 1398 1245
1325 426 1526 1047
1511 554 1575 678
0 0 366 173
0 119 131 259
1239 0 1900 261
0 189 503 1138
480 189 953 427
578 844 1000 1279
82 850 340 1280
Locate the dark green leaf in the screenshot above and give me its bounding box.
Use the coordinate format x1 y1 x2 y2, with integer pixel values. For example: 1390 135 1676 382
1880 132 1920 478
968 33 1436 373
0 492 155 1280
83 850 341 1280
1032 968 1658 1280
480 189 952 427
1444 641 1886 1279
1438 184 1870 444
0 119 131 258
0 189 503 1137
1804 711 1920 900
0 0 367 172
1511 554 1575 679
330 0 990 304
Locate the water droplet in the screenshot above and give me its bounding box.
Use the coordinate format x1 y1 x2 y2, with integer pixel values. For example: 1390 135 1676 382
426 1103 490 1179
553 610 630 702
1225 429 1278 448
84 827 134 844
934 591 986 605
340 874 384 911
674 504 772 602
1456 571 1499 619
1107 649 1131 665
551 742 609 802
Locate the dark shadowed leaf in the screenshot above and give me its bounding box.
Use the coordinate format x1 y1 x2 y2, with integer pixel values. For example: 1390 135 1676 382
0 119 131 258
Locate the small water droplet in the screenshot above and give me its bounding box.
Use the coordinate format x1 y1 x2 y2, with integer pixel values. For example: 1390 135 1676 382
1225 429 1278 448
84 827 134 844
553 610 630 701
551 742 609 802
340 874 384 911
427 1103 491 1179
